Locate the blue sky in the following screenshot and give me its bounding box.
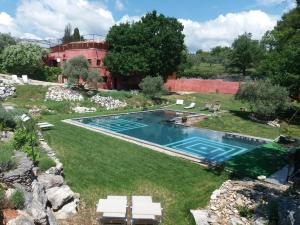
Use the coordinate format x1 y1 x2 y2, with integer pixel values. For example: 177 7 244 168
0 0 296 51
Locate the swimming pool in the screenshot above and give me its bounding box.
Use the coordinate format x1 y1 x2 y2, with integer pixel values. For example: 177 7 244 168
66 110 265 163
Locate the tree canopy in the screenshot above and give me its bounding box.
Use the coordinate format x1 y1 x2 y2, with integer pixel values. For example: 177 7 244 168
0 33 16 53
259 3 300 97
104 11 185 79
62 24 84 43
228 33 264 76
236 80 291 119
1 43 48 79
63 55 102 88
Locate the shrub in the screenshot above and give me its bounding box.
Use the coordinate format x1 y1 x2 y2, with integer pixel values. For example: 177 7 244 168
99 90 133 99
0 186 5 204
236 80 291 119
10 189 25 209
13 128 30 150
177 69 215 79
237 205 254 219
0 105 16 129
43 66 62 82
13 127 39 161
139 76 165 98
0 142 15 172
38 157 56 172
1 43 48 80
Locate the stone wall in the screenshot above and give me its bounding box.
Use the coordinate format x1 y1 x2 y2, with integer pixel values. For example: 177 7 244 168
165 79 240 94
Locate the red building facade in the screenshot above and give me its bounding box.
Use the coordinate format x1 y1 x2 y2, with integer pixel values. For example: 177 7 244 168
48 40 113 89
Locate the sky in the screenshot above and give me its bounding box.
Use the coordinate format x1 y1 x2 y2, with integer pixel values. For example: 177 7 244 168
0 0 297 51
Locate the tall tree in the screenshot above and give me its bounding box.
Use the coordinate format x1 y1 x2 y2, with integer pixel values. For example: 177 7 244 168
62 24 72 44
104 11 185 80
229 33 264 76
260 3 300 97
72 28 81 41
0 33 16 53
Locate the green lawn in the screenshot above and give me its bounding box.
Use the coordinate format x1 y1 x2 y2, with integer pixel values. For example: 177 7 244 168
43 113 227 225
5 87 300 224
225 143 291 178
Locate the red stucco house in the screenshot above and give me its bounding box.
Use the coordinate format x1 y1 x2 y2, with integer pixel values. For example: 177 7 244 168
48 40 114 89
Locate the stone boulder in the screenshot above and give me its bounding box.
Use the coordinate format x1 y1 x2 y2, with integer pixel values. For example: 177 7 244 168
1 152 34 191
47 207 59 225
26 181 48 225
46 185 75 210
7 215 34 225
37 174 64 190
278 198 300 225
54 198 79 220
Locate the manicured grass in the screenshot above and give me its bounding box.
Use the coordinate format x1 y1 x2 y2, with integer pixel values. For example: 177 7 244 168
43 113 227 225
225 143 291 178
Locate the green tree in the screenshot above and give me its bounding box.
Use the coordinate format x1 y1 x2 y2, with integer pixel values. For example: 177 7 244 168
229 33 264 76
87 70 103 90
139 76 165 98
72 27 83 42
0 33 16 53
63 55 89 85
259 3 300 97
236 80 291 119
1 43 48 79
104 11 185 80
62 23 72 44
63 55 102 88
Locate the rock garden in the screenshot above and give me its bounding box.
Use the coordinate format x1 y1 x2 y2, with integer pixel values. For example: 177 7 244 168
192 179 300 225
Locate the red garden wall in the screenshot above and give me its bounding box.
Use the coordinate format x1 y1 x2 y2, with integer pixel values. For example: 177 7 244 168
165 79 240 94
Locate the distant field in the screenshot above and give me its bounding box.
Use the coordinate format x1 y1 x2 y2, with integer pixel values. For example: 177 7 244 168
178 63 226 78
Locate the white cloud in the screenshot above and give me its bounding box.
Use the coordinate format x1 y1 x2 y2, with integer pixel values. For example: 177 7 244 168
0 2 281 52
0 12 19 35
14 0 115 39
117 14 141 24
115 0 124 11
179 10 278 51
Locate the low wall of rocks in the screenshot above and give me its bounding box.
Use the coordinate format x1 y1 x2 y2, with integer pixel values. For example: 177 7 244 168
192 179 300 225
0 83 16 99
1 133 80 225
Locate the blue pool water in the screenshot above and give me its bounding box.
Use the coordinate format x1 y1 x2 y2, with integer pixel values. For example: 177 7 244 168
72 110 262 162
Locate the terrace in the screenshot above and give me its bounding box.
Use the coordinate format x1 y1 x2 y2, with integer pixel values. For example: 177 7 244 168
1 84 298 224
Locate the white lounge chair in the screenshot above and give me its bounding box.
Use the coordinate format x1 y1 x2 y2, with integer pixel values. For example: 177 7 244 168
11 75 22 84
131 196 162 225
22 75 29 84
176 99 184 105
184 102 196 109
37 122 54 130
97 196 128 225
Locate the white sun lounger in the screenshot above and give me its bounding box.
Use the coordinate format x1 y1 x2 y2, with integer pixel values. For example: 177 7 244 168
11 75 22 84
97 196 128 225
131 196 162 225
132 196 153 204
176 99 184 105
37 122 54 130
22 75 29 84
184 102 196 109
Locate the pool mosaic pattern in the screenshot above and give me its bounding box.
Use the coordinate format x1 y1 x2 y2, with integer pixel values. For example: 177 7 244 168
88 118 148 132
73 110 261 162
165 137 248 162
